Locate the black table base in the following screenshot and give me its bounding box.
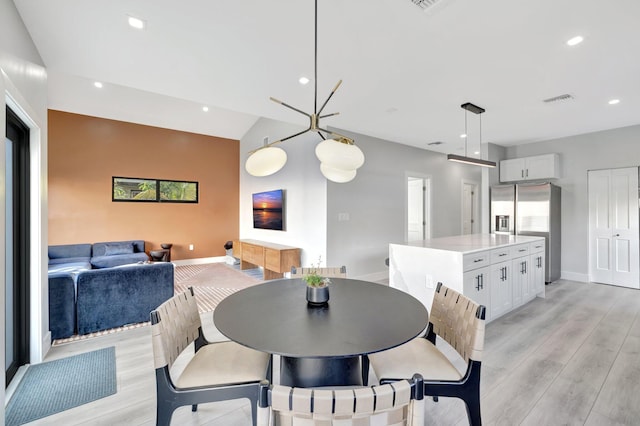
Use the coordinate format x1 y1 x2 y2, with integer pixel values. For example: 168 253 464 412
280 356 362 387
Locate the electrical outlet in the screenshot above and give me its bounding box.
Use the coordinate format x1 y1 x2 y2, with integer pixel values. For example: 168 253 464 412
189 244 194 251
425 275 434 289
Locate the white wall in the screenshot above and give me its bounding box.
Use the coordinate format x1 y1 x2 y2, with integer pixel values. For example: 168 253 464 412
239 119 483 279
1 0 49 409
240 118 328 267
326 128 482 279
505 124 640 282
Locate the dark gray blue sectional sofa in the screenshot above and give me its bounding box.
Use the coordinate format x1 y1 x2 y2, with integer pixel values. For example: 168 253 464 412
48 240 174 339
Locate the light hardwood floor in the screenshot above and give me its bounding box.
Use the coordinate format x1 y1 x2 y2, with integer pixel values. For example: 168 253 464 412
20 279 640 425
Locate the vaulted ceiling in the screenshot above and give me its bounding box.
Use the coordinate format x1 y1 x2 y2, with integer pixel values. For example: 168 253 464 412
14 0 640 156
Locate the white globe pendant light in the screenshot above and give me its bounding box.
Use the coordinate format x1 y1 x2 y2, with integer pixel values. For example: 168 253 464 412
315 138 365 171
320 162 357 183
245 146 287 177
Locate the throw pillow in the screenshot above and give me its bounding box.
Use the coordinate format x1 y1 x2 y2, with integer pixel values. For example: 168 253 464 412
104 242 134 256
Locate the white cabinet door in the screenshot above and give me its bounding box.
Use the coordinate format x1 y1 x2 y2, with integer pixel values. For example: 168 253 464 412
588 167 640 288
500 154 559 182
530 252 545 296
499 158 526 182
463 267 491 320
490 260 512 319
512 256 530 308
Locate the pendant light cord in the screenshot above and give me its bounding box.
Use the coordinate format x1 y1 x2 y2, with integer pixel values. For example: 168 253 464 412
464 109 468 157
314 0 318 114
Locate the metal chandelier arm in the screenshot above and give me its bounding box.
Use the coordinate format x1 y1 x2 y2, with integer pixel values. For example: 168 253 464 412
270 97 312 118
316 127 355 145
319 112 340 119
271 127 313 145
317 80 343 116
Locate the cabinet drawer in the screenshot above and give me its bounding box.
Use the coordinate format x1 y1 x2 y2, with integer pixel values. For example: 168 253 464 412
463 252 490 271
510 244 530 258
264 248 281 272
491 248 512 263
243 244 264 266
530 240 545 253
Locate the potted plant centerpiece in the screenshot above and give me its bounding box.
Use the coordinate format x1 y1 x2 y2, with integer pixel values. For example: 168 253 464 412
303 258 331 306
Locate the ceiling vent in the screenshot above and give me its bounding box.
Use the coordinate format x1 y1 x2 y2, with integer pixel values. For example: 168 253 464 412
410 0 446 12
543 94 574 103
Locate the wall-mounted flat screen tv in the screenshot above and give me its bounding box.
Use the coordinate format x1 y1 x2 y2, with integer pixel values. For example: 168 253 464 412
252 189 285 231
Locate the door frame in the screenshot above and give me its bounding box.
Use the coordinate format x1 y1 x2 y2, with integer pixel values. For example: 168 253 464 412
405 172 431 242
461 180 479 235
4 86 47 371
5 105 31 385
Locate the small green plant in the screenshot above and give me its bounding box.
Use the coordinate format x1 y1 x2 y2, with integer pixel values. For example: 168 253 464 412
303 256 331 287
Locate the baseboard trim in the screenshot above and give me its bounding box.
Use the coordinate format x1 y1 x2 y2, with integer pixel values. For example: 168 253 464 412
560 271 589 283
353 270 388 283
171 256 226 266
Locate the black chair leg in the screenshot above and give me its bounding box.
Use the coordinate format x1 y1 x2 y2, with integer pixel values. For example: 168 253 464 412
464 394 482 426
433 396 439 402
192 404 198 412
361 355 370 386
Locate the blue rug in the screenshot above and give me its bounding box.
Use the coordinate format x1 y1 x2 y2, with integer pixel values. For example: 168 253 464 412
5 346 117 426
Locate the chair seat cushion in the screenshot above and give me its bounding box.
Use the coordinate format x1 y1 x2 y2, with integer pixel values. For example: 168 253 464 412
176 341 270 389
369 337 463 382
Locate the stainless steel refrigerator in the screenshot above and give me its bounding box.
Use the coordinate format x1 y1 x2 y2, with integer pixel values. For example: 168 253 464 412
490 182 561 283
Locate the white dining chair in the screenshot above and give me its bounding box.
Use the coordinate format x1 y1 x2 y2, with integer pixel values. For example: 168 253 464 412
257 374 425 426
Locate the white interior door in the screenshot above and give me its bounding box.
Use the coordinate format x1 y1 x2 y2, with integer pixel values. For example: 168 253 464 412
462 182 478 235
407 176 430 242
588 167 639 288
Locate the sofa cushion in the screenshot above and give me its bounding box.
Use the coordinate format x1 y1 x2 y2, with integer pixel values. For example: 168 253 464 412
103 242 134 256
47 261 92 274
48 256 91 266
90 253 149 269
48 243 92 260
92 240 145 257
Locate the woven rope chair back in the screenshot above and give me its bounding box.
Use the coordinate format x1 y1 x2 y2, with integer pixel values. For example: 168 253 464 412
151 288 201 370
266 380 422 426
430 284 485 363
290 266 347 278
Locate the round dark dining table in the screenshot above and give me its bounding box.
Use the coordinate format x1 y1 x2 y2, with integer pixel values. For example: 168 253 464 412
213 278 429 387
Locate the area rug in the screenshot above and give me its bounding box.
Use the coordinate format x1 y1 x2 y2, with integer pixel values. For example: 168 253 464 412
175 262 262 312
5 347 117 426
52 263 261 346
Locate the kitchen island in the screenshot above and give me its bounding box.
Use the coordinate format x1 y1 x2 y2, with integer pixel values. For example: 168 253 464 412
389 234 546 322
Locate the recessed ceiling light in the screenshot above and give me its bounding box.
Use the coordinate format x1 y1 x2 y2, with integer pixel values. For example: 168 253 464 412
474 151 480 155
94 81 103 88
202 106 209 112
128 15 146 30
566 35 583 46
608 99 620 105
299 77 310 85
460 133 467 138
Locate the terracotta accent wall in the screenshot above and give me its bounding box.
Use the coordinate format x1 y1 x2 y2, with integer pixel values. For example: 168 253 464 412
48 110 239 260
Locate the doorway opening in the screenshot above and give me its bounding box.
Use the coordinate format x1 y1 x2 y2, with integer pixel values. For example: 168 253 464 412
5 106 31 386
407 175 431 242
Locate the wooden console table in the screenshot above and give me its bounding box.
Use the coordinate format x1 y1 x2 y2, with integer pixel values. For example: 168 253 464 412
234 240 301 280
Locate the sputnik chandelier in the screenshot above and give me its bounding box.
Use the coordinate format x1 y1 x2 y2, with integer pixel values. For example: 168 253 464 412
244 0 365 183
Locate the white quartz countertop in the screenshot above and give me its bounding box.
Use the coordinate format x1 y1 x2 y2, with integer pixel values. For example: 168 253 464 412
396 234 544 254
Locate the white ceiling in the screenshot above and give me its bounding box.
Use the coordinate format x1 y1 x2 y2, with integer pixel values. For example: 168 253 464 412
13 0 640 156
